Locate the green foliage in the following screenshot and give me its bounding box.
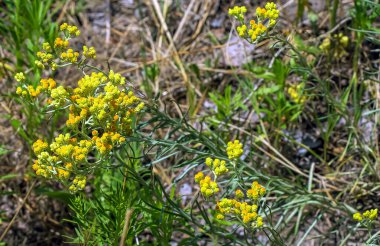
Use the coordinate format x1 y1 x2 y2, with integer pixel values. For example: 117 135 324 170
0 0 59 71
209 85 247 121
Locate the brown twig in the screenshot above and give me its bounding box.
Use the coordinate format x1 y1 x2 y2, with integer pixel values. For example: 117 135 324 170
119 208 135 246
0 180 36 241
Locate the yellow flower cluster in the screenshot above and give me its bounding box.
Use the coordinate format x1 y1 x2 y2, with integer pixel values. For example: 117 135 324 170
353 209 378 222
31 23 96 73
93 131 126 155
287 83 306 104
226 140 243 160
236 24 247 38
31 134 91 190
54 37 69 50
16 85 42 97
217 182 266 229
193 140 267 230
229 2 280 43
205 157 229 176
31 71 144 191
83 46 96 59
21 24 145 192
195 173 219 197
40 78 56 90
248 20 267 41
256 2 280 27
70 175 86 192
194 139 244 197
16 76 57 98
14 72 25 82
60 49 80 63
247 181 266 200
320 33 349 59
60 23 81 37
228 6 247 20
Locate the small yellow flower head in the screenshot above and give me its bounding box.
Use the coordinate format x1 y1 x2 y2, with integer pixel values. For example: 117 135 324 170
264 2 279 20
16 87 23 95
236 24 247 37
269 19 276 27
205 157 213 166
14 72 26 82
135 102 145 112
35 60 45 69
340 35 349 48
194 172 204 183
32 139 49 155
363 209 378 221
57 168 70 179
61 49 80 63
242 212 258 223
108 70 126 85
226 140 243 160
256 7 267 19
60 23 68 31
50 62 58 71
54 37 69 49
228 6 247 20
320 33 349 59
235 189 244 199
256 216 264 228
42 42 52 52
199 176 219 197
353 212 363 222
51 86 69 100
204 157 229 176
40 78 56 90
216 213 225 220
287 83 306 104
214 160 229 176
247 181 266 200
65 163 73 170
82 46 97 59
217 198 235 214
69 175 86 192
319 37 331 52
67 25 79 36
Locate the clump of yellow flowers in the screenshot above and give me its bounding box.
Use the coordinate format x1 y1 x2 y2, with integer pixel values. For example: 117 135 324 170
287 83 306 104
353 208 378 224
228 2 280 43
195 139 267 230
15 23 144 192
320 33 349 59
216 181 266 229
226 140 244 160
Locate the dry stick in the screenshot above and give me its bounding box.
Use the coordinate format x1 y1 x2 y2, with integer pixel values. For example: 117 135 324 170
192 87 209 116
166 0 197 54
109 25 132 61
119 208 135 246
56 0 71 24
0 180 36 241
105 0 111 55
150 0 194 96
190 0 212 41
156 0 169 53
117 40 243 75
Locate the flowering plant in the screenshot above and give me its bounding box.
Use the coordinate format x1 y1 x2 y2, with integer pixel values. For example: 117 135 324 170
15 23 144 192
